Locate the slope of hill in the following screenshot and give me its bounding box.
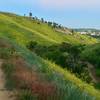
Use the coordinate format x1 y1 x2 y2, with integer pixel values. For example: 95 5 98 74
0 12 97 45
0 12 100 100
81 43 100 77
81 43 100 89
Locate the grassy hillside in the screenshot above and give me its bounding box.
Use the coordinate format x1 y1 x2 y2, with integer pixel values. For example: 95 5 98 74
81 43 100 89
81 43 100 77
0 12 100 100
0 12 97 45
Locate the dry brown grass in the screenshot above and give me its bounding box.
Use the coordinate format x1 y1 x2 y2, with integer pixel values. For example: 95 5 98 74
10 56 57 100
0 38 11 48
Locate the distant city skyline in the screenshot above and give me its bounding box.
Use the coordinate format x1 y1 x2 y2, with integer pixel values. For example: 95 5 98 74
0 0 100 29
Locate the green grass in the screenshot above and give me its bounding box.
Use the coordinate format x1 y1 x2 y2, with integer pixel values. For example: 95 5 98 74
96 68 100 76
0 12 98 45
0 37 99 100
0 12 100 100
2 62 16 90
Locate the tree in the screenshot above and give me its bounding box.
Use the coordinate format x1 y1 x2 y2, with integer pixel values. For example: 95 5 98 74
41 18 44 23
26 41 37 50
52 22 58 28
58 24 62 29
29 12 32 18
48 22 52 26
71 29 75 34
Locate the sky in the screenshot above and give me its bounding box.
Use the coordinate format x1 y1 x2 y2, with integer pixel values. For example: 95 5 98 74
0 0 100 29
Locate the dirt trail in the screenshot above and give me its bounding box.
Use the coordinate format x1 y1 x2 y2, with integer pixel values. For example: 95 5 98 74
87 62 100 83
0 59 15 100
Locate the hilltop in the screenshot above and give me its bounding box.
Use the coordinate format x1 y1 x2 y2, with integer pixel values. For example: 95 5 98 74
0 12 97 45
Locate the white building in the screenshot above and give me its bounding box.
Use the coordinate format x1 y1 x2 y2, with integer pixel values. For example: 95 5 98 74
80 32 87 35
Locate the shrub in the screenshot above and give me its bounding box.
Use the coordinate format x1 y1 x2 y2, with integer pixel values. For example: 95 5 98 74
26 41 90 83
2 62 16 90
0 48 11 59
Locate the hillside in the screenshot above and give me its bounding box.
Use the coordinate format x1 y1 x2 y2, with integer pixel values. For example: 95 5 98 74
0 12 100 100
0 12 97 45
81 43 100 88
81 43 100 76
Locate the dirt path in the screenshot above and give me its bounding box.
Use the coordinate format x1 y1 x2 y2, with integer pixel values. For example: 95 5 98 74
87 62 100 83
0 59 15 100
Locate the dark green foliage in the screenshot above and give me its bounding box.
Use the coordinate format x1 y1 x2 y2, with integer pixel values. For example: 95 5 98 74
81 43 100 77
52 22 58 28
26 41 38 50
95 83 100 90
71 29 75 34
27 41 91 83
48 21 52 26
29 12 32 17
41 18 44 23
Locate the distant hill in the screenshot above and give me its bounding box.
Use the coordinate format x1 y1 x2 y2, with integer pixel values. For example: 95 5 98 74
74 28 100 33
74 28 100 37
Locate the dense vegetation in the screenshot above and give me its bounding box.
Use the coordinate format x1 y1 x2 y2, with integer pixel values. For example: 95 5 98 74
81 43 100 77
26 41 92 83
0 12 100 100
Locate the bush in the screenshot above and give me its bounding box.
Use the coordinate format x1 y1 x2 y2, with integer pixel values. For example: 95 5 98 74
2 62 16 90
0 48 11 59
26 41 37 50
26 41 91 83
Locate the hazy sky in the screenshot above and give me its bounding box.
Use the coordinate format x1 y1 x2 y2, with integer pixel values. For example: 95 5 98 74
0 0 100 28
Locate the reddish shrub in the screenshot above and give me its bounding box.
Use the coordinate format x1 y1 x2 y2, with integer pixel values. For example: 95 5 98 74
11 56 58 100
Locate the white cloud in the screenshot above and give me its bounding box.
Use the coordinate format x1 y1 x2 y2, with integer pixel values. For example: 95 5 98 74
38 0 100 9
